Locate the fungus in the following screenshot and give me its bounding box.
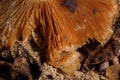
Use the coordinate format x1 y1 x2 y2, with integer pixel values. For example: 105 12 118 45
0 0 119 73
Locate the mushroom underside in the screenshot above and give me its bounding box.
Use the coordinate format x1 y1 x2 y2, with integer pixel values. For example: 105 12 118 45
0 0 119 73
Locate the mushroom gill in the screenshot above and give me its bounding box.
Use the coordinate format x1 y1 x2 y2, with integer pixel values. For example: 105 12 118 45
0 0 119 73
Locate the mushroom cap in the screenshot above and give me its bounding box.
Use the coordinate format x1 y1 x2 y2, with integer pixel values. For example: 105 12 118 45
0 0 119 73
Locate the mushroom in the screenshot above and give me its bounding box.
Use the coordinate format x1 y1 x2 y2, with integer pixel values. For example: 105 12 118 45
0 0 119 73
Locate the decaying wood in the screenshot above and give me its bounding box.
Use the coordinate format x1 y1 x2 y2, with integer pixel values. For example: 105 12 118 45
0 0 119 76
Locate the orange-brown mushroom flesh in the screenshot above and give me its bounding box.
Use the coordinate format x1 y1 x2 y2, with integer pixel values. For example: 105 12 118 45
0 0 119 73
